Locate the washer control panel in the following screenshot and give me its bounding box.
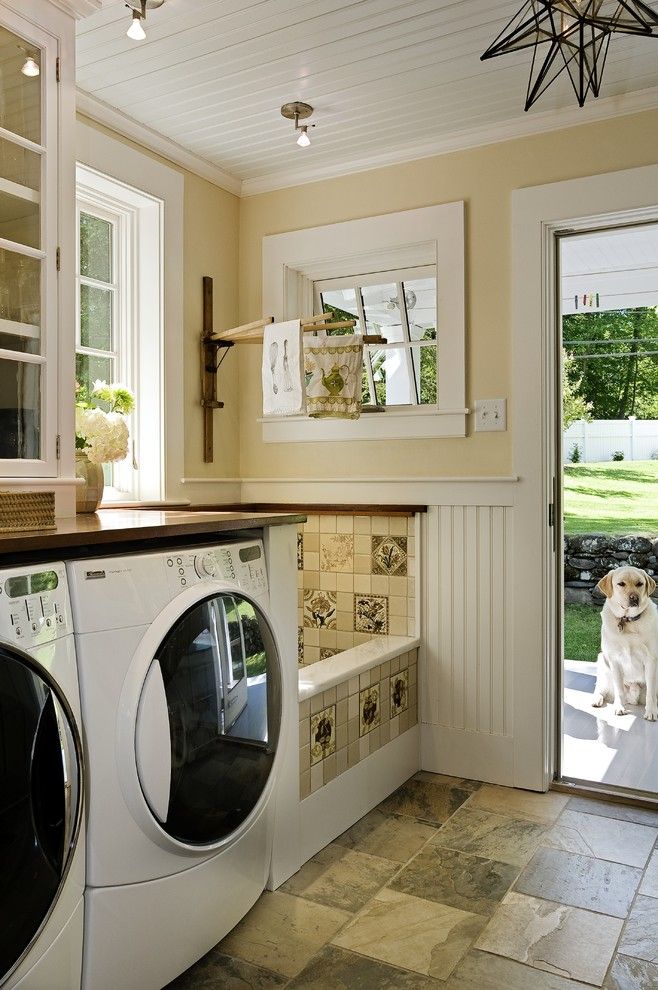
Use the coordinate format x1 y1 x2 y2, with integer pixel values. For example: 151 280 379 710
0 562 70 644
165 540 268 599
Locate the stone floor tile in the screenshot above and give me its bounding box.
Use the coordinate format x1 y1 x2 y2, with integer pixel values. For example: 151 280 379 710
618 895 658 963
545 809 658 868
389 845 519 916
219 891 350 979
444 949 594 989
413 771 482 792
603 953 658 989
474 891 623 986
333 808 436 863
285 944 443 989
514 846 641 917
639 849 658 898
280 843 398 913
567 797 658 828
164 950 287 989
332 887 486 981
377 777 472 825
466 785 569 824
432 807 546 867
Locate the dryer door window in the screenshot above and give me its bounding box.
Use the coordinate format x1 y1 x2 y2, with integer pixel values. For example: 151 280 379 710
138 593 282 846
0 646 82 983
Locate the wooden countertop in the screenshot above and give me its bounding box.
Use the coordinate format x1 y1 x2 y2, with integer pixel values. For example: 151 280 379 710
0 509 306 560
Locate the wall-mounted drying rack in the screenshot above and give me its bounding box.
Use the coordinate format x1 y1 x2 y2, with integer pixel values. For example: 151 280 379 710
201 275 386 461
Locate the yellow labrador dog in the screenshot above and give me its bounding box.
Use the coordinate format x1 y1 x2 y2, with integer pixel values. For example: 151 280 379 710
592 566 658 721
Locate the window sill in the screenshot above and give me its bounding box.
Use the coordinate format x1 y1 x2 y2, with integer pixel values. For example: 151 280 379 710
260 408 468 442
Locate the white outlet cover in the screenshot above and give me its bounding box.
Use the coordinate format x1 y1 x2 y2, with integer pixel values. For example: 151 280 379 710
475 398 507 432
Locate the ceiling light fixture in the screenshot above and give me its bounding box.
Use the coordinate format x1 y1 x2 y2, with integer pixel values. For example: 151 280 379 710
481 1 658 111
125 0 165 43
20 55 40 77
281 102 315 148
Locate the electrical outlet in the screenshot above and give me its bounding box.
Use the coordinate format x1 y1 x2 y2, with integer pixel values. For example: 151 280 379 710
475 398 507 432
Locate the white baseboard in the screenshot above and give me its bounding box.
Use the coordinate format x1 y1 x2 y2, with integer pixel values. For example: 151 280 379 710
421 723 514 787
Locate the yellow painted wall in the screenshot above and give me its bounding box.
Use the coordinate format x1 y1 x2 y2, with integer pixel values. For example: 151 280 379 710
238 107 658 480
76 115 241 482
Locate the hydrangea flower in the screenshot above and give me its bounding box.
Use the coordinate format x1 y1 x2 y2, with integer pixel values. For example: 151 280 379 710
75 381 134 464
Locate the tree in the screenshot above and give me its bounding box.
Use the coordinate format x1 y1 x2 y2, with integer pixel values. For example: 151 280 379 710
563 350 592 427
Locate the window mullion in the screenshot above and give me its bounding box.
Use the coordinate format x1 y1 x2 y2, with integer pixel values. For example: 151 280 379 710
356 286 377 405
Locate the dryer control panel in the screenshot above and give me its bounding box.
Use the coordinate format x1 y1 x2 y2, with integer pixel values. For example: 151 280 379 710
0 562 70 644
164 540 268 599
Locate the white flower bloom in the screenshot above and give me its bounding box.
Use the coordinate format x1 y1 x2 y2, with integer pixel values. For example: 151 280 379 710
76 407 129 464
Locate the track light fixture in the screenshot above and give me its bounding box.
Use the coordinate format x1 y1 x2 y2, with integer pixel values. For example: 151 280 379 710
281 102 315 148
125 0 165 43
481 1 658 111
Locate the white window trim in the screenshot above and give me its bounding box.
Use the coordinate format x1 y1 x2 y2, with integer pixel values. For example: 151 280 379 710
261 202 466 442
76 119 184 503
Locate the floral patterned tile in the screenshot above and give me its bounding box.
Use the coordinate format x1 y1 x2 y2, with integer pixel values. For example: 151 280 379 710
321 535 354 573
354 594 389 635
360 685 381 736
298 626 304 665
320 648 340 660
311 706 336 765
372 536 408 577
297 531 304 571
304 589 337 629
391 669 409 717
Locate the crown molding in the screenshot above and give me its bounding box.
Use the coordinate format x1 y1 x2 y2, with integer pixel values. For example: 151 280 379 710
49 0 102 16
241 85 658 197
76 89 242 197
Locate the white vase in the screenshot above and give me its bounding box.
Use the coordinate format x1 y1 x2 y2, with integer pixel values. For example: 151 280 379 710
75 453 105 513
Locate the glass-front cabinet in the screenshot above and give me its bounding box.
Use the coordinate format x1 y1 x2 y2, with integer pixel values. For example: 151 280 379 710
0 11 58 474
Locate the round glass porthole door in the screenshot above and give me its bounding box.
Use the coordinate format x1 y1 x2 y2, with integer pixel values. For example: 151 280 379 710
136 594 282 846
0 646 82 983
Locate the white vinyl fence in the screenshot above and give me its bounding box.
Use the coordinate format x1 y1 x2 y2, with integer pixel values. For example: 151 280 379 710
564 419 658 463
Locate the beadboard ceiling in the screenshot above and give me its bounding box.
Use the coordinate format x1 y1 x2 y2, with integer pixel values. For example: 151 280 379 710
75 0 658 196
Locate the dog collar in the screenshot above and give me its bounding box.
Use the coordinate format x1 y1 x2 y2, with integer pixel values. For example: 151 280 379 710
617 612 644 632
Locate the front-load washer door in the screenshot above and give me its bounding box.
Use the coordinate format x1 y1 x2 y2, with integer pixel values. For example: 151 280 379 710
135 593 282 847
0 646 82 986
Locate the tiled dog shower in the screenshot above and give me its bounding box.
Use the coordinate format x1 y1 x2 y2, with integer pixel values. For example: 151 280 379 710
297 514 416 666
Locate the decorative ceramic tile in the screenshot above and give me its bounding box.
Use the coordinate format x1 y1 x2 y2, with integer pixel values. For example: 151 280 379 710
310 705 336 765
298 626 304 665
320 534 354 573
514 847 641 918
390 668 409 717
359 684 381 736
297 531 304 570
320 648 339 661
372 536 408 576
304 589 337 629
354 594 389 635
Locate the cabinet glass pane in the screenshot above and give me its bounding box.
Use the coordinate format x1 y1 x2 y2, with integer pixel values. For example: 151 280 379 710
80 285 112 351
76 353 113 395
0 136 40 191
0 248 40 346
80 213 112 284
0 186 39 249
0 359 40 459
0 28 41 146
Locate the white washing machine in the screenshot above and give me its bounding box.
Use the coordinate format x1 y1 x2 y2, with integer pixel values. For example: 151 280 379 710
66 539 289 990
0 562 84 990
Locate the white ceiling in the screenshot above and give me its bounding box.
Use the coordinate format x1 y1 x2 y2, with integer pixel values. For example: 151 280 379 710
75 0 658 196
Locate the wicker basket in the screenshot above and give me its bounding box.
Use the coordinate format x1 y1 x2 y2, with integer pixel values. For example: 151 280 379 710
0 490 56 533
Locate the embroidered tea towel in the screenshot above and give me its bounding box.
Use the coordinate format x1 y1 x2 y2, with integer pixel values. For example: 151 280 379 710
304 334 364 419
262 319 305 416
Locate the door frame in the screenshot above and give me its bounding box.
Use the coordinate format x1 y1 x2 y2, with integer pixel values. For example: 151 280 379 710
512 163 658 792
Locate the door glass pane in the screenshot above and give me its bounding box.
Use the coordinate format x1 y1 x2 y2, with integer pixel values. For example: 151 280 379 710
412 344 437 404
0 359 40 459
75 353 113 396
0 136 40 191
403 277 437 341
80 213 112 284
361 283 404 343
0 27 41 145
80 284 112 351
0 186 39 249
0 248 40 336
147 593 282 845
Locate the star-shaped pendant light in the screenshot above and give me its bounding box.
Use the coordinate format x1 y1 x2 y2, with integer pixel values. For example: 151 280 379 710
481 1 658 111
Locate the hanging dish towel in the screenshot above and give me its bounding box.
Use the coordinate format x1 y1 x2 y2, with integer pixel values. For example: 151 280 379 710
304 334 364 419
262 319 305 416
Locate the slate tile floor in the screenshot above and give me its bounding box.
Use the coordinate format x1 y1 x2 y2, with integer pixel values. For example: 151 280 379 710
166 774 658 990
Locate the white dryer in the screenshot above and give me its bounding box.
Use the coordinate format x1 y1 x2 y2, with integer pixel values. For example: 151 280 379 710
0 562 84 990
66 539 289 990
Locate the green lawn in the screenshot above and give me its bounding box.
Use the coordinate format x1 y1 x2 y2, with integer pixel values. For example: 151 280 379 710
564 604 600 662
564 459 658 535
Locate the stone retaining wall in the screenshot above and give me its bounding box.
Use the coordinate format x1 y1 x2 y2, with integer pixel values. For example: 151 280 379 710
565 534 658 606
